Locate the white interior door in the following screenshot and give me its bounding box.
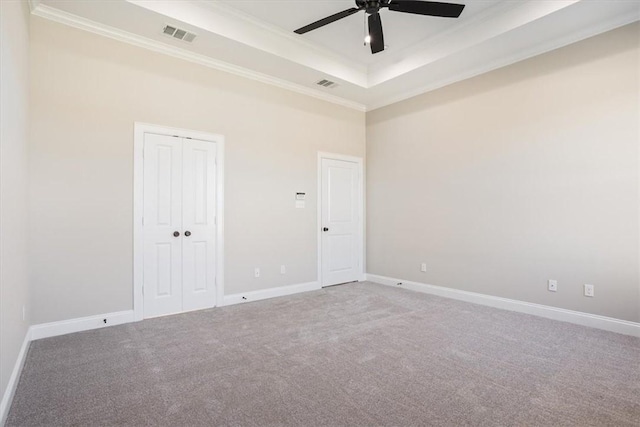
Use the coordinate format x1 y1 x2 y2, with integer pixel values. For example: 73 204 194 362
320 157 362 286
142 134 217 318
143 133 183 318
182 138 217 312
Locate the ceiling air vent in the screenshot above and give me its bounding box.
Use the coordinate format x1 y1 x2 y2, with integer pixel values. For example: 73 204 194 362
163 24 197 43
316 79 338 89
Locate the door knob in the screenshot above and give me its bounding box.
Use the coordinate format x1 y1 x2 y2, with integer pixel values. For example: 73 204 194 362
173 231 180 237
323 227 329 232
184 231 191 237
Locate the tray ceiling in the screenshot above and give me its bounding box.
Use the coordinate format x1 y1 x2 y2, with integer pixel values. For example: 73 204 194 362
31 0 640 111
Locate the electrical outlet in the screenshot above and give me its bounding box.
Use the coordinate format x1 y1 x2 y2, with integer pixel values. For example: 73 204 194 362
254 268 260 278
420 263 427 272
584 284 594 297
548 280 557 292
280 265 286 274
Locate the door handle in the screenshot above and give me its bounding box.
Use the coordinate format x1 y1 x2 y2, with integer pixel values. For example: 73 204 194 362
184 231 191 237
323 227 329 232
173 231 180 237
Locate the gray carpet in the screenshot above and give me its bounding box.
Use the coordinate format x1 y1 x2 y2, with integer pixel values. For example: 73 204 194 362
7 282 640 426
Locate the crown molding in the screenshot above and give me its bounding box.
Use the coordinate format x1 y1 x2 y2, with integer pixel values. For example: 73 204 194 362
127 0 368 88
200 1 367 75
30 3 367 112
369 0 579 86
200 0 520 88
367 0 521 83
367 9 640 111
27 0 41 12
28 0 639 113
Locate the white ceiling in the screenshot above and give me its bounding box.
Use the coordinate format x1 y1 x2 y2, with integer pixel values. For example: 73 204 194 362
215 0 502 66
31 0 640 111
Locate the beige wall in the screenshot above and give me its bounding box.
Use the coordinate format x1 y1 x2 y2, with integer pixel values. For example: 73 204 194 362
367 23 640 322
0 0 31 409
25 15 640 326
29 18 365 324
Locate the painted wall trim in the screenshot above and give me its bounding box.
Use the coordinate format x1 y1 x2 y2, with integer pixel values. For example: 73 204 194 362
130 0 368 87
29 4 367 112
0 278 314 419
367 11 640 111
29 1 638 113
223 281 321 306
2 311 137 421
28 280 322 340
27 0 40 12
30 310 135 341
366 274 640 337
133 122 225 321
0 329 31 425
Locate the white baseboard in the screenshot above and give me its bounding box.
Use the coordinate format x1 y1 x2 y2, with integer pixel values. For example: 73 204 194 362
0 328 31 426
366 274 640 337
1 284 326 422
30 282 324 341
1 311 135 422
223 281 322 306
30 310 135 341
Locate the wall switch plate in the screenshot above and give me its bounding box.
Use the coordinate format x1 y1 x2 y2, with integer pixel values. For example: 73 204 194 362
280 265 286 274
584 284 594 297
420 263 427 272
254 268 260 278
548 280 557 292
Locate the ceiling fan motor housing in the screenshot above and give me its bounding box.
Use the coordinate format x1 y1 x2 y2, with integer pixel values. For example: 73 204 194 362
357 0 385 14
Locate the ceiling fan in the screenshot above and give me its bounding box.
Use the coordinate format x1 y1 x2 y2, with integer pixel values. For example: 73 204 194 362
294 0 466 54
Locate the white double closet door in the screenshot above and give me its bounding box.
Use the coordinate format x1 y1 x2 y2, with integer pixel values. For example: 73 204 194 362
143 133 217 318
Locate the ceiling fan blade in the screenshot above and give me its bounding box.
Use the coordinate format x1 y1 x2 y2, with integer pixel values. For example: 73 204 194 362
368 13 385 54
388 1 465 18
294 8 360 34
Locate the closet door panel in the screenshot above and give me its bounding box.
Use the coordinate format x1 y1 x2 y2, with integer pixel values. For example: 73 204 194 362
142 133 183 318
182 138 217 311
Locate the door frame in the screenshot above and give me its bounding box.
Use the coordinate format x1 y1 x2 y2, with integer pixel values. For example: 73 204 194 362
317 152 365 287
133 122 225 321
